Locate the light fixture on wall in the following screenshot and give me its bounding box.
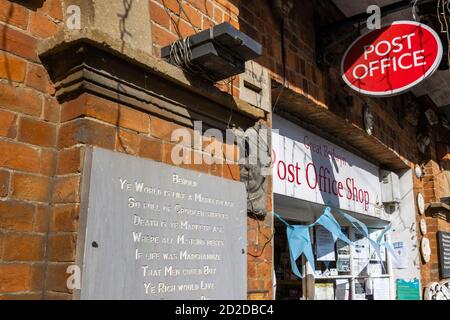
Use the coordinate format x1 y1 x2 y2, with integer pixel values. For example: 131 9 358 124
161 23 262 82
417 129 432 154
425 108 439 126
404 97 420 127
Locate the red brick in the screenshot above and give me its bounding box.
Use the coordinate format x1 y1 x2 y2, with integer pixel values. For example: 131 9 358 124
150 116 183 141
223 163 240 180
18 117 56 148
0 169 9 197
0 264 32 292
52 175 80 204
12 173 50 202
34 205 49 233
213 6 224 23
61 94 118 123
29 11 59 38
58 118 116 149
191 0 214 14
50 204 79 232
47 234 77 262
43 98 60 123
31 263 45 292
150 1 171 28
0 293 41 300
119 106 150 134
0 82 42 116
257 262 272 278
0 200 34 231
248 279 264 291
45 263 73 293
0 109 17 138
26 64 55 94
215 0 239 15
151 23 177 48
0 0 29 29
181 3 202 29
0 24 38 61
0 140 41 173
177 18 197 38
0 53 26 82
40 149 56 177
43 291 72 300
155 0 181 14
116 129 141 155
57 147 84 175
41 0 63 21
2 234 45 261
139 137 163 161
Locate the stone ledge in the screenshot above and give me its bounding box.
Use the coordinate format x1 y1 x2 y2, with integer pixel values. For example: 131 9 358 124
38 29 265 122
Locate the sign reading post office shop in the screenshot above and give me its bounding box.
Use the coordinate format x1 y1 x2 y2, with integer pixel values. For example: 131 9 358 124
77 148 247 299
342 21 443 96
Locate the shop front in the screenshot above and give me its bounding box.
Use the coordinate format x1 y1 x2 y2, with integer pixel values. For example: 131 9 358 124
272 115 420 300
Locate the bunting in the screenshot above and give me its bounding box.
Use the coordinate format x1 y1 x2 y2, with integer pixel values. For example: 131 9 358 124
274 207 397 278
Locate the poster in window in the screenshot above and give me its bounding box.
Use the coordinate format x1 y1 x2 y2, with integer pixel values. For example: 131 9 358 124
354 280 366 300
337 258 351 273
391 241 408 269
352 232 370 275
373 278 391 300
369 229 386 261
314 282 334 300
315 226 336 261
353 233 370 260
335 279 350 300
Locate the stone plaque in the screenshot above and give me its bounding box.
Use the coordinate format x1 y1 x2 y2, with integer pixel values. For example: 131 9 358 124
239 61 271 112
77 147 247 299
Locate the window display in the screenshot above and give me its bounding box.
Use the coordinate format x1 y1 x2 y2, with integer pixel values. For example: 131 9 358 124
274 218 392 300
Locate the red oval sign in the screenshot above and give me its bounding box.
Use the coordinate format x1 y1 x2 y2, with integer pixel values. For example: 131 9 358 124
342 21 443 96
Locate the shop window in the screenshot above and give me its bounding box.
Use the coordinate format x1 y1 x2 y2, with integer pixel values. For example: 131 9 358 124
275 219 392 300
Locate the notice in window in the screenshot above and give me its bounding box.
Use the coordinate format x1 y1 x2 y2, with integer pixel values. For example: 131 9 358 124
369 229 386 261
335 279 350 300
373 278 391 300
314 282 334 300
391 241 408 269
354 280 366 300
316 226 336 261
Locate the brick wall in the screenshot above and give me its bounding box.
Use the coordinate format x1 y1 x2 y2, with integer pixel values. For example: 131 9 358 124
415 141 450 287
0 0 267 300
0 0 448 300
0 0 63 299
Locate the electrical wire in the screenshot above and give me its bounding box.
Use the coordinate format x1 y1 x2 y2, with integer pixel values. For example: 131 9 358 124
272 18 287 113
412 0 419 21
437 0 450 71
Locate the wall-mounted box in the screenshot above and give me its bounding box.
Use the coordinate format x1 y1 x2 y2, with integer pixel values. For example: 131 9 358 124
380 170 401 205
161 23 262 82
239 61 271 112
